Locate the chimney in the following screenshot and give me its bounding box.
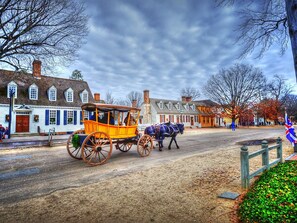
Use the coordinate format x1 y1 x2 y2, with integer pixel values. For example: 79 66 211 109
144 90 150 104
132 99 137 108
181 96 186 102
94 93 100 102
33 60 41 79
186 96 192 102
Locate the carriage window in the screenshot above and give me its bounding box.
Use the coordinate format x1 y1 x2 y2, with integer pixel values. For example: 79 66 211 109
50 110 57 125
83 111 89 120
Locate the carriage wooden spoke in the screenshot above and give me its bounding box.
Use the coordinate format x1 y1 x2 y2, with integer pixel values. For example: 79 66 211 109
66 129 85 160
137 134 153 157
81 132 112 166
116 141 133 152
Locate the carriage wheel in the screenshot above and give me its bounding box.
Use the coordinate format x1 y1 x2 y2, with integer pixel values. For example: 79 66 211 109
81 132 112 166
117 142 133 152
66 129 85 160
137 134 153 157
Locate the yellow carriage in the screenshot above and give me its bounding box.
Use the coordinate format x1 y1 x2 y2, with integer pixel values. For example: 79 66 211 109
66 103 153 166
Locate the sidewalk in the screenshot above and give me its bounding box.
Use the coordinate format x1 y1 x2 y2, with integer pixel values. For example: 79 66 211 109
0 134 70 149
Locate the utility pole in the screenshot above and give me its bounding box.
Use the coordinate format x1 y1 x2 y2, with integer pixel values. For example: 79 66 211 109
8 89 15 139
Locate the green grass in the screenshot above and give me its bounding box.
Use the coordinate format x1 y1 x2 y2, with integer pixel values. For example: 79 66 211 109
239 162 297 222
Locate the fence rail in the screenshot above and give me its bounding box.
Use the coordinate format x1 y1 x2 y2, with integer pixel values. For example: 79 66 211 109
240 137 282 189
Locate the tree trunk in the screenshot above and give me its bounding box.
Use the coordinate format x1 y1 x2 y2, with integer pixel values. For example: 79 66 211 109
285 0 297 80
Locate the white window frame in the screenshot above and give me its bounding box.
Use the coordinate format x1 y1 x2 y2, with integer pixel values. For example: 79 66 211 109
49 110 57 125
159 101 164 109
184 103 189 111
65 88 73 102
29 84 38 100
176 103 180 110
67 110 74 124
168 102 172 110
80 90 88 103
83 111 89 120
191 104 195 111
48 86 57 101
7 81 18 98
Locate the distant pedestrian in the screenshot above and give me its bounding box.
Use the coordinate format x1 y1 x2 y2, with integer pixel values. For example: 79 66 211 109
231 121 235 131
0 124 5 140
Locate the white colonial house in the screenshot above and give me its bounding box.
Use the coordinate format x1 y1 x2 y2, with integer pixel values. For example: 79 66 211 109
0 60 99 135
139 90 224 128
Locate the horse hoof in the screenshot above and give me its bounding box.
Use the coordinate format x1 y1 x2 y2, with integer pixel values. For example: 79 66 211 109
159 148 162 151
177 147 180 149
168 147 171 150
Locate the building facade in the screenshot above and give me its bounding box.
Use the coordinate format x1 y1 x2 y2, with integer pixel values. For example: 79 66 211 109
0 60 96 135
139 90 224 128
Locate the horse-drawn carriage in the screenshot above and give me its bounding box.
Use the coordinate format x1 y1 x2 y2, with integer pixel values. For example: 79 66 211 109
66 103 153 166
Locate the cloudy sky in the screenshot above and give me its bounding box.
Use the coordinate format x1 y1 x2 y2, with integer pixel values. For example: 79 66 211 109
60 0 297 101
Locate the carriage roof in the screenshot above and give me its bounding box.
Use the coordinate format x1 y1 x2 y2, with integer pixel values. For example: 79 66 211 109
81 103 141 112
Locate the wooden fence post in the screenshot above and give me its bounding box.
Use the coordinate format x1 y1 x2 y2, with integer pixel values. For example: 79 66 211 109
241 145 249 189
262 140 269 169
276 137 283 163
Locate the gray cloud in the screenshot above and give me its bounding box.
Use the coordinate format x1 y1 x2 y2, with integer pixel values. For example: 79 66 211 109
59 0 297 101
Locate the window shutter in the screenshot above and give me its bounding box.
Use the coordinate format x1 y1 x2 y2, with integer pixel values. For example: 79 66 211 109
57 110 60 125
74 111 77 125
45 110 49 125
64 110 67 125
80 111 83 124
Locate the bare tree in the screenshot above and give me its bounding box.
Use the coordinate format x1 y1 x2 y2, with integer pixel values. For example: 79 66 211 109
215 0 297 80
283 94 297 121
0 0 88 71
69 69 83 81
180 87 200 100
126 91 143 108
105 91 116 104
203 64 266 123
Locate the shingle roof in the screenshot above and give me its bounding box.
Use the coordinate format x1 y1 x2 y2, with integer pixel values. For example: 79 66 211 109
150 98 199 115
0 69 95 107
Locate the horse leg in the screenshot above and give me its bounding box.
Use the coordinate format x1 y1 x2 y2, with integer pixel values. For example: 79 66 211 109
168 137 173 150
159 138 163 151
173 136 179 149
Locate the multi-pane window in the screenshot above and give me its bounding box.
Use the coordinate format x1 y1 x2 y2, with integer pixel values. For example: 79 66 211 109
7 82 17 98
168 102 172 110
67 111 74 124
186 116 190 122
169 115 174 122
50 110 57 125
176 103 180 110
67 90 73 102
29 85 38 100
159 102 163 109
49 87 57 101
82 92 88 103
160 115 165 123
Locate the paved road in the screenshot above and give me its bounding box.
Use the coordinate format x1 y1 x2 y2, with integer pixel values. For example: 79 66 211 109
0 127 283 205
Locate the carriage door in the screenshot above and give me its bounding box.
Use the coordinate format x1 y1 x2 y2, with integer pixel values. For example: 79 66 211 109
16 114 30 132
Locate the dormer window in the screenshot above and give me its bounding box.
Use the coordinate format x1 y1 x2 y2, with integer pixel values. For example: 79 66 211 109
167 102 173 110
48 86 57 101
29 84 38 100
191 104 195 111
7 81 17 98
176 103 180 110
80 89 88 103
65 88 73 102
159 101 164 109
184 103 189 111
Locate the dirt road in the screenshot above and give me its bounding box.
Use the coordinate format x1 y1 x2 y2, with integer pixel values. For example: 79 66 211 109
0 127 291 223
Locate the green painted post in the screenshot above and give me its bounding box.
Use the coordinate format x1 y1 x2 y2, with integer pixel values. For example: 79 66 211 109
241 145 249 189
276 137 283 163
262 140 269 169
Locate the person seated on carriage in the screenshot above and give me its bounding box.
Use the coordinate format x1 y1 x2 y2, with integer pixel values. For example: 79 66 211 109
109 113 115 125
124 112 136 126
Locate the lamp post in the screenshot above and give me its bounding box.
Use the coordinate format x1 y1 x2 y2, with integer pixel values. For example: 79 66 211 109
8 89 15 139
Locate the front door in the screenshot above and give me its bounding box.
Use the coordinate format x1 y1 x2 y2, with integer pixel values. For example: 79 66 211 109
16 115 30 132
191 116 194 126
